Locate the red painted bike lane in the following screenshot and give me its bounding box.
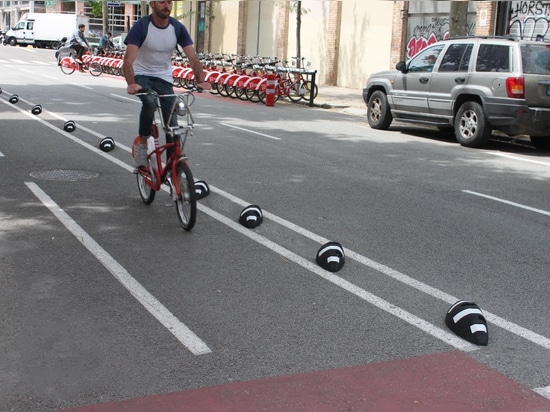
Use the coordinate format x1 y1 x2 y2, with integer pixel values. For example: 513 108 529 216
62 351 550 412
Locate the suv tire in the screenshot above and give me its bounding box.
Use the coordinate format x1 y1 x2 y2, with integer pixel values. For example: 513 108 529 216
530 136 550 151
455 101 492 148
367 90 393 130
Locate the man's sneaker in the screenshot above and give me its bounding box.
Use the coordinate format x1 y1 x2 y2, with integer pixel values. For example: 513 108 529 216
132 143 148 167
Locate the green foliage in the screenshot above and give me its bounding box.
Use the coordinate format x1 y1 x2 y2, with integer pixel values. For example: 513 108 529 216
89 1 103 18
276 1 310 15
176 3 215 22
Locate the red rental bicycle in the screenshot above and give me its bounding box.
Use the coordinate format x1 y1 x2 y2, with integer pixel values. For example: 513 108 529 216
133 89 197 231
59 53 103 76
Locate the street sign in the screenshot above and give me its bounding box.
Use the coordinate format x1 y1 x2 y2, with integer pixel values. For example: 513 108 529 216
107 2 120 7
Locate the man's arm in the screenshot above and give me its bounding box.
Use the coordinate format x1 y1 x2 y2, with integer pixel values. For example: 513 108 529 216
122 44 141 95
78 32 89 48
183 44 211 90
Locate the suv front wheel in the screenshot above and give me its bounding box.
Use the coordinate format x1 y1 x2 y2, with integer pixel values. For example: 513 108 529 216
367 90 393 130
455 101 492 148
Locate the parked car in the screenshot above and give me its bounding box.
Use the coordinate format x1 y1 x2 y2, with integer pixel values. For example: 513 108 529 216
363 37 550 149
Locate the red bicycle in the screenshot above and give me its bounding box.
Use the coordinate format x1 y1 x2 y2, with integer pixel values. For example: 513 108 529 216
59 53 103 76
134 90 197 231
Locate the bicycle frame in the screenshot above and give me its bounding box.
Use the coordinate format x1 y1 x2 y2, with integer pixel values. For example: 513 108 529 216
134 89 198 231
139 91 195 196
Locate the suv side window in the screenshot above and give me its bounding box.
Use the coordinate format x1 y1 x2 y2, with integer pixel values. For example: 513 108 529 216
407 45 444 72
439 44 473 72
476 45 510 72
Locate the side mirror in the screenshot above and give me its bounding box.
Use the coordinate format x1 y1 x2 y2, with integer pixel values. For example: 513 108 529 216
396 61 407 73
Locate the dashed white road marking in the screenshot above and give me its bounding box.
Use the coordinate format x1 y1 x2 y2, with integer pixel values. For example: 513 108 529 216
25 181 212 356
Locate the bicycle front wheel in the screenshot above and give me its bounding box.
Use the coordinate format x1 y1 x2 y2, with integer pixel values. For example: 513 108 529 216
60 59 75 75
174 161 196 231
137 171 156 204
287 80 305 102
89 62 103 77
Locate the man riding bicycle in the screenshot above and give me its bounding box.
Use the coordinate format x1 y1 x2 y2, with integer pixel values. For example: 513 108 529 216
68 24 90 63
122 0 210 168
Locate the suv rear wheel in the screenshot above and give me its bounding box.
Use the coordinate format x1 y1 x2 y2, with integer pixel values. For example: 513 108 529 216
454 101 492 148
367 90 393 130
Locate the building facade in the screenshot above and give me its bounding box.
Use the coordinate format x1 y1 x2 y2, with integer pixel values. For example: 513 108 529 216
2 1 549 89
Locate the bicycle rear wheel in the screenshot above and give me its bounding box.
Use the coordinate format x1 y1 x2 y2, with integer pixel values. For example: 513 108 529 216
174 161 196 231
89 62 102 77
137 170 156 204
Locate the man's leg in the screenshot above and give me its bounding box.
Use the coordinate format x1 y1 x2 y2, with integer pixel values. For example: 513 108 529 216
155 78 178 161
133 75 156 167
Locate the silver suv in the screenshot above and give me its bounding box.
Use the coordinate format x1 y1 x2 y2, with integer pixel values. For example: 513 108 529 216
363 37 550 149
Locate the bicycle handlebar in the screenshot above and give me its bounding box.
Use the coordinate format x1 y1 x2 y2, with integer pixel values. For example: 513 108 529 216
136 87 203 97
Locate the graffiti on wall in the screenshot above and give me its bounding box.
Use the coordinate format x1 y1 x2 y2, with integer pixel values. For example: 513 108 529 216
406 17 475 59
509 1 550 40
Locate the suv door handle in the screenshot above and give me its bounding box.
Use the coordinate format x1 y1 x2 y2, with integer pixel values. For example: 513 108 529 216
419 77 429 84
455 77 466 84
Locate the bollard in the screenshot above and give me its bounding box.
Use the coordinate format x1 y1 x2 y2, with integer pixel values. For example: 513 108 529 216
265 73 276 107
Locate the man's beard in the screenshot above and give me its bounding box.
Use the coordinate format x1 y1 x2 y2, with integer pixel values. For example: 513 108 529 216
154 8 170 19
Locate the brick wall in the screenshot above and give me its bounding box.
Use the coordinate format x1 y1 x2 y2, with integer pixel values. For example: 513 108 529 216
475 1 498 37
276 5 288 62
324 1 341 85
390 1 408 68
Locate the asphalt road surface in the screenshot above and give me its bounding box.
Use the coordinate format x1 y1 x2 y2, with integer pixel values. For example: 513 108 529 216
1 46 550 412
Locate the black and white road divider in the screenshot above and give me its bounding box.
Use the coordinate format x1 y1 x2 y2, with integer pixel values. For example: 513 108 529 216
316 241 345 272
445 300 488 346
239 205 263 228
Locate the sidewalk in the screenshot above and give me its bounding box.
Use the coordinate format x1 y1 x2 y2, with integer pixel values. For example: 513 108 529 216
309 85 368 116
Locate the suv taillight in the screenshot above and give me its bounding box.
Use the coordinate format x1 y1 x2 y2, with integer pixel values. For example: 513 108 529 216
506 77 525 98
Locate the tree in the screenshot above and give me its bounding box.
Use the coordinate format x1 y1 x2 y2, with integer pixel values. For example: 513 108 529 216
278 1 309 68
449 2 469 37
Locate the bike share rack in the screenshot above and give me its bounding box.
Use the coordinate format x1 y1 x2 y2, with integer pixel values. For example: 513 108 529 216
72 53 318 106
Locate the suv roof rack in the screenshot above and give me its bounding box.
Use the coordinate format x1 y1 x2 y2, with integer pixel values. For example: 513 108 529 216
443 35 517 41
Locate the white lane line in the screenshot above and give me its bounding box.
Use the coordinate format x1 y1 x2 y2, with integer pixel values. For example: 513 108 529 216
463 190 550 217
488 151 550 167
209 184 550 350
10 90 550 351
534 386 550 399
196 202 478 352
25 181 212 356
110 93 138 103
0 151 4 157
0 88 133 172
220 122 282 140
70 82 93 90
6 92 472 351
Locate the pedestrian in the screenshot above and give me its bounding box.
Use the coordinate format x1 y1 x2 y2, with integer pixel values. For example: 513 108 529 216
122 0 211 167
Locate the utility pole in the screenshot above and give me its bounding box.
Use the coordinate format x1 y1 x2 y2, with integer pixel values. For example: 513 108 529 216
449 1 469 37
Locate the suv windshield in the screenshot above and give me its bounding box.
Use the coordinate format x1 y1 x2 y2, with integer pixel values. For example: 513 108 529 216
521 44 550 75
